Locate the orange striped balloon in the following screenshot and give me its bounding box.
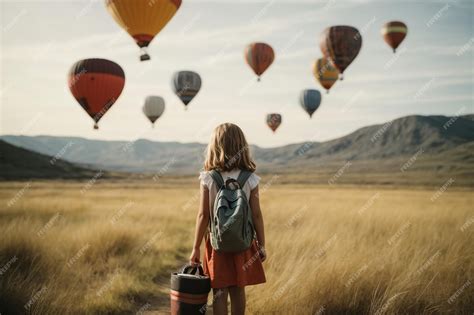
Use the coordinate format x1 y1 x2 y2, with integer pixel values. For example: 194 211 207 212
245 42 275 81
381 21 408 53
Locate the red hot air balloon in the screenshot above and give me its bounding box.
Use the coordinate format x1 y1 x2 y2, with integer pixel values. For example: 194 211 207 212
320 26 362 80
68 59 125 129
266 113 282 133
381 21 408 53
245 42 275 81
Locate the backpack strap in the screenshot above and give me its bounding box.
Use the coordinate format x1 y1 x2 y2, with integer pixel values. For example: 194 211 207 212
209 170 224 189
236 170 253 188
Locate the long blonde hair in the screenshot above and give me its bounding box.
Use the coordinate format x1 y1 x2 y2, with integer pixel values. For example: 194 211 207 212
204 123 256 172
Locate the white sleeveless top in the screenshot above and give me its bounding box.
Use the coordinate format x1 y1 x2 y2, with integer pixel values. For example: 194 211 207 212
199 169 260 211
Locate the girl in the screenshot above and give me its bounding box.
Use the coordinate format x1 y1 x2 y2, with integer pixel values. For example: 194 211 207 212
189 123 266 315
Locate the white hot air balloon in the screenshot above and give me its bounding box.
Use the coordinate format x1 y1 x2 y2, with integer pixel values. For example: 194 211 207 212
143 96 165 127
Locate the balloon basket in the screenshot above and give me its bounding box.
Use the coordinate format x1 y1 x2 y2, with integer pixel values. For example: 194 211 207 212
140 54 151 62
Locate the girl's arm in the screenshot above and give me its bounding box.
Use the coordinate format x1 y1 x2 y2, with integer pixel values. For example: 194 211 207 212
250 186 266 261
189 184 210 265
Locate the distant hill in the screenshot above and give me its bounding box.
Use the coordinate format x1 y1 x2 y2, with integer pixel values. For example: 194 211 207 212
0 136 206 174
257 114 474 169
0 140 98 180
1 114 473 181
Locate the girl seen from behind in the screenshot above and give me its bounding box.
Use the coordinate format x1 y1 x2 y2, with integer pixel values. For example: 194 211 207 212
190 123 266 315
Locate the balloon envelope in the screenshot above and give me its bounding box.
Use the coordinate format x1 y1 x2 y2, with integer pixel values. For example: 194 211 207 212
245 42 275 80
172 71 202 107
266 113 282 132
312 57 339 93
300 89 321 118
320 26 362 77
106 0 181 60
381 21 407 53
143 96 165 125
68 58 125 129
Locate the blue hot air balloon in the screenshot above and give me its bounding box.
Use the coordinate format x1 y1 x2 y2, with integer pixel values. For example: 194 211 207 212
299 89 322 118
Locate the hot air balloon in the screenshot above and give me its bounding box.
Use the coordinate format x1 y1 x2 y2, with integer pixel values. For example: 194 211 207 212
300 89 321 118
68 58 125 129
245 42 275 81
381 21 407 53
172 71 201 109
320 26 362 80
266 113 282 132
143 96 165 127
105 0 181 61
312 57 339 93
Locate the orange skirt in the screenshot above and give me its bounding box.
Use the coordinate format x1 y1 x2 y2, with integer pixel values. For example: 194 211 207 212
203 236 266 289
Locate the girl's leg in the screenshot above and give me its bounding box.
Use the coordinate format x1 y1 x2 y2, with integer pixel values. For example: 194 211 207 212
213 288 229 315
229 286 246 315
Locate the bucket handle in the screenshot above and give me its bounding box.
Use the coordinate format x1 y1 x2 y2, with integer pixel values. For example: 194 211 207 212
181 263 205 276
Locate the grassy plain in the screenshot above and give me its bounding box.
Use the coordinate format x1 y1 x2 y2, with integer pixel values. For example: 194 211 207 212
0 178 472 314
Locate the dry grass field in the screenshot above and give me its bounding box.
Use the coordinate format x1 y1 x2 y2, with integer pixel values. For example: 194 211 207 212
0 178 473 314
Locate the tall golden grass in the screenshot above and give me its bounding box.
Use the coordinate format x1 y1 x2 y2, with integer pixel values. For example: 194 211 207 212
247 185 473 314
0 180 472 314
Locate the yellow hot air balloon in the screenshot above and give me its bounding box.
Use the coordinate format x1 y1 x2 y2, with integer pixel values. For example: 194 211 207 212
105 0 181 61
312 57 339 94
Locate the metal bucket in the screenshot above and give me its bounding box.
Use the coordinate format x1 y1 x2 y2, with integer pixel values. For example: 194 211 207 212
170 264 211 314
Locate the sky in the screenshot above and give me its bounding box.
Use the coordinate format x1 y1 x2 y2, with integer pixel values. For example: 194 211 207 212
1 0 473 147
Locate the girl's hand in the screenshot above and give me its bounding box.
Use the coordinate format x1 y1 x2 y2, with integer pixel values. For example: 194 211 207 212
258 245 266 262
189 248 201 266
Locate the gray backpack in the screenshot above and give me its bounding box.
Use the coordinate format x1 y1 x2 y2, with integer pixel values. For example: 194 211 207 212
208 170 255 253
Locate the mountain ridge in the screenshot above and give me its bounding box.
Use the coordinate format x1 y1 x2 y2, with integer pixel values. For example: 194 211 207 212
1 114 473 175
